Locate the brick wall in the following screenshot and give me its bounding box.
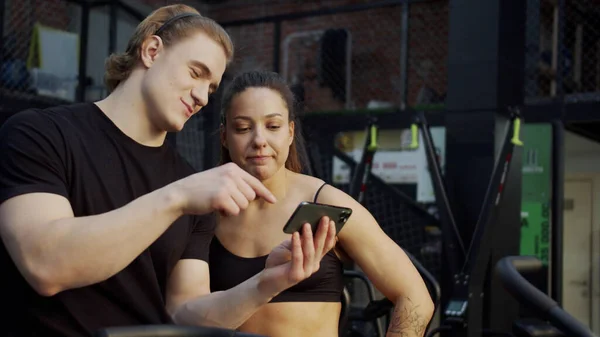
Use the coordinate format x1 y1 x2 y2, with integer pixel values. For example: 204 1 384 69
3 0 73 61
203 0 449 112
406 1 448 107
1 0 448 110
1 0 208 61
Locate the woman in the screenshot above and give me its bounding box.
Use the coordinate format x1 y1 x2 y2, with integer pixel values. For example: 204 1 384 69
211 71 434 337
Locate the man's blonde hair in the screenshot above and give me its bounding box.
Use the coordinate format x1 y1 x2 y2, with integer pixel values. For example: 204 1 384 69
104 4 233 93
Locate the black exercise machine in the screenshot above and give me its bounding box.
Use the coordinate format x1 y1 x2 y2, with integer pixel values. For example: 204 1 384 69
412 108 527 337
413 108 595 337
341 249 441 337
495 256 598 337
409 111 466 278
348 115 379 205
339 116 441 337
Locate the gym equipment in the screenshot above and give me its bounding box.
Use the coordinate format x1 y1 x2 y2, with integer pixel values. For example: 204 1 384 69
338 117 441 337
411 108 527 337
348 116 378 205
410 111 465 277
341 270 386 337
340 250 441 337
495 256 598 337
93 325 266 337
302 109 443 280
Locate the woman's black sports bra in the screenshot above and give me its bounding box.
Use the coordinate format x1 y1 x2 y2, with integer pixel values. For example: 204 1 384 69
208 183 344 303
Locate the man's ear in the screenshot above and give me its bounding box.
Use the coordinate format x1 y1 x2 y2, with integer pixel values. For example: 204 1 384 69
139 35 164 69
220 124 227 148
288 121 295 146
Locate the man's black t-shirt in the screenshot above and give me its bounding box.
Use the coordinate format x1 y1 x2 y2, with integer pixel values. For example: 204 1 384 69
0 102 214 337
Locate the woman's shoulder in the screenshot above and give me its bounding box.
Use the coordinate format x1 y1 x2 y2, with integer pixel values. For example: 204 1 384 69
289 172 326 191
288 172 349 203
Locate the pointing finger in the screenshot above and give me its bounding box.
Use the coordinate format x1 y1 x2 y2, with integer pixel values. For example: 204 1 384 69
239 170 277 203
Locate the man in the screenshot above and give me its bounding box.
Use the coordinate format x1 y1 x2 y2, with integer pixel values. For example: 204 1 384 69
0 4 336 336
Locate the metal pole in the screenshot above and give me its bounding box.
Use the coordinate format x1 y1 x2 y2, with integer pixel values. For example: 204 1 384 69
0 0 5 66
109 0 118 55
556 0 565 98
273 21 281 72
116 0 145 21
77 1 90 102
550 0 566 306
525 0 540 98
399 0 409 109
219 0 430 27
551 120 564 306
345 30 352 109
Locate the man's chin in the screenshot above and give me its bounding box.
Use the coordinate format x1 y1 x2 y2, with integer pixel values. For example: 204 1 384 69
165 118 188 133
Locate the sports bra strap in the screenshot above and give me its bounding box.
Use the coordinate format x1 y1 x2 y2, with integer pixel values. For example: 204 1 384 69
313 183 328 203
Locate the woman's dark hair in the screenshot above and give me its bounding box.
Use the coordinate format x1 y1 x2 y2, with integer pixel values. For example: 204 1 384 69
219 71 305 173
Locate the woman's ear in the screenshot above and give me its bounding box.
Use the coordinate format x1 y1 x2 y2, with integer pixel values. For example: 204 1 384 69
288 121 295 146
220 123 227 148
140 35 164 68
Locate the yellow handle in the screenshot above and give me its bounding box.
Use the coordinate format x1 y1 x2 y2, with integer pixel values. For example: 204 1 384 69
367 124 378 151
511 118 524 146
409 124 419 149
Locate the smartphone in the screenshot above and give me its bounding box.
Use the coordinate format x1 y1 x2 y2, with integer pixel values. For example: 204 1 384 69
282 201 353 235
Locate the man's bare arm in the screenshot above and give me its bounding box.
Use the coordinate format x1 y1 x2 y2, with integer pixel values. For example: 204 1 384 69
0 188 183 296
0 163 276 297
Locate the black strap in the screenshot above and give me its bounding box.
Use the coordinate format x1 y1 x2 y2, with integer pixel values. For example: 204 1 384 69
313 183 327 203
155 13 201 35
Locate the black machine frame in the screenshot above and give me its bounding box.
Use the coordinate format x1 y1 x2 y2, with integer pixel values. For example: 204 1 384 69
327 107 568 337
412 107 586 337
323 106 526 337
300 103 569 337
413 108 525 337
338 114 442 337
496 256 598 337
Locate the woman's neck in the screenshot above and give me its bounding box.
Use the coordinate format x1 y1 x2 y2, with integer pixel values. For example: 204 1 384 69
254 167 290 209
95 72 166 147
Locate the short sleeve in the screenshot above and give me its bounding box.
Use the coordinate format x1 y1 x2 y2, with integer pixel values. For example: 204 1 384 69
0 109 69 205
181 212 217 262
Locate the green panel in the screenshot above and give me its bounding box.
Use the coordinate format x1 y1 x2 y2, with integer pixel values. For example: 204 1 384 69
521 124 552 203
520 202 551 266
519 123 552 264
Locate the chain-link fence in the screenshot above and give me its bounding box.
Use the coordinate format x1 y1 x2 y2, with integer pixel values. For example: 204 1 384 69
525 0 600 102
307 129 442 289
0 0 208 165
1 1 444 332
407 1 448 109
208 0 446 277
1 0 81 105
170 0 448 283
0 0 157 111
218 0 448 114
204 2 446 308
1 0 444 269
